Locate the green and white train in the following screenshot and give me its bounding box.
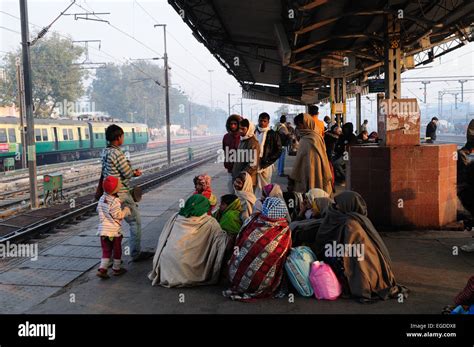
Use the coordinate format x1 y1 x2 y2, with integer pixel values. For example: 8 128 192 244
0 117 148 169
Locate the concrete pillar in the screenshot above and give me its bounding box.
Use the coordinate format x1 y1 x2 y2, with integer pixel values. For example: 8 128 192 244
330 78 335 123
356 78 362 134
384 14 401 99
342 77 347 124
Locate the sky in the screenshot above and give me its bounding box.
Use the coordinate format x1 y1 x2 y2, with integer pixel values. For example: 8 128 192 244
1 0 473 131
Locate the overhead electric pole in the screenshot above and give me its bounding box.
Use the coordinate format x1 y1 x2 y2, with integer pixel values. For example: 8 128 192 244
154 24 171 166
19 0 38 208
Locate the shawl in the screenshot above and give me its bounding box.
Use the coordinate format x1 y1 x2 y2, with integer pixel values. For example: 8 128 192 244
290 114 333 194
234 172 257 222
148 212 228 287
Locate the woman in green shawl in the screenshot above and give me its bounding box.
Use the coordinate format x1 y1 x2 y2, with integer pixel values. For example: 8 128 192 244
213 194 243 235
149 194 229 287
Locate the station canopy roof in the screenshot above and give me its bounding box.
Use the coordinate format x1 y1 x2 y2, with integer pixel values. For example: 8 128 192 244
168 0 474 105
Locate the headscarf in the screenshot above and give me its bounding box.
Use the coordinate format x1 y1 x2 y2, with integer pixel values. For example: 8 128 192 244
264 183 284 199
193 175 211 191
467 119 474 143
214 195 243 235
291 114 333 194
315 191 392 265
263 184 275 197
225 114 242 132
234 172 257 221
262 197 288 219
306 188 329 202
241 121 256 141
179 194 210 218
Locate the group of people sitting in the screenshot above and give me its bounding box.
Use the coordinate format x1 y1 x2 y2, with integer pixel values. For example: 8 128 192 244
148 172 407 302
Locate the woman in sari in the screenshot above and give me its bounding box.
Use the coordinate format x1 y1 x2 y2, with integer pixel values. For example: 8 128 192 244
289 113 333 195
223 197 292 301
233 171 257 222
314 191 408 302
148 194 228 287
213 194 242 235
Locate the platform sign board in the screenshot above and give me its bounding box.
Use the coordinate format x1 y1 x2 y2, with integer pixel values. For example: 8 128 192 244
368 79 385 93
279 83 302 97
378 98 420 146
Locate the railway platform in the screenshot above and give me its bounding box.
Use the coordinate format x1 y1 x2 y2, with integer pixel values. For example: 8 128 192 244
1 156 472 314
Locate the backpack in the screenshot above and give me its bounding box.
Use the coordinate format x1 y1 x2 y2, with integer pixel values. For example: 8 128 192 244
276 123 290 146
284 246 317 297
309 261 342 300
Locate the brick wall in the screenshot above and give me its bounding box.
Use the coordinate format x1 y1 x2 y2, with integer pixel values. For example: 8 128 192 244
348 144 457 229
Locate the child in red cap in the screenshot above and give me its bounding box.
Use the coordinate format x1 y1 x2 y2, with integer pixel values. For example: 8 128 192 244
97 175 131 279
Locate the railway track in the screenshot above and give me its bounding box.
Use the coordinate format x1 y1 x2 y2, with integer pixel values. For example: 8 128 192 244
0 142 218 201
0 150 219 244
0 136 219 184
0 142 218 218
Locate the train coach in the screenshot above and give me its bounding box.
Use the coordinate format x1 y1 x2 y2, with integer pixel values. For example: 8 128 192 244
0 117 148 169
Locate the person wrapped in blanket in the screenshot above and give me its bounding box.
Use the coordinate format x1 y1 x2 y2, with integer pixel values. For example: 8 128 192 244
223 197 292 301
213 194 243 235
233 171 257 223
193 174 217 214
314 191 408 302
148 194 228 287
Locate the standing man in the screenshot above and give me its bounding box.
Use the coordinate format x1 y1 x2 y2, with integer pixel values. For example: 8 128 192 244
275 115 291 177
426 117 439 143
360 119 368 133
232 119 260 188
223 114 241 192
254 112 282 196
307 105 325 137
103 125 153 262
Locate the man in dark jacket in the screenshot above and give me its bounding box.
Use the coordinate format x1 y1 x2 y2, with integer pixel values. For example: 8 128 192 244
223 114 241 192
255 112 282 196
333 122 357 183
324 124 341 160
426 117 439 143
232 118 260 188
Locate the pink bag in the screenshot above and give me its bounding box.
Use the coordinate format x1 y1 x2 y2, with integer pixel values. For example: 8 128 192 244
309 261 342 300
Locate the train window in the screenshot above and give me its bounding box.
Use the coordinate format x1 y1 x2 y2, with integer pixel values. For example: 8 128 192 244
95 133 99 139
68 129 73 140
0 129 7 143
8 128 16 143
42 129 48 141
84 128 90 139
35 129 42 142
63 129 69 140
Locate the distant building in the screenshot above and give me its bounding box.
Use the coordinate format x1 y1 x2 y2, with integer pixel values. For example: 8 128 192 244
0 105 19 118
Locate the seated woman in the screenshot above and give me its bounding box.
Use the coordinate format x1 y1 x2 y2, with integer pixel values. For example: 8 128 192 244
148 194 228 287
314 191 407 302
213 194 242 235
233 172 257 222
294 188 331 221
290 188 333 247
253 183 290 221
223 197 292 301
193 174 217 214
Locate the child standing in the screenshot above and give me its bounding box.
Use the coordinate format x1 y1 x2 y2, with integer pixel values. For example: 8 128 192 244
97 176 131 279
